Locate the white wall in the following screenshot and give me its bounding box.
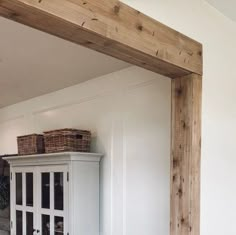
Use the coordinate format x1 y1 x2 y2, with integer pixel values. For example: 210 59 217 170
0 67 171 235
1 0 236 235
121 0 236 235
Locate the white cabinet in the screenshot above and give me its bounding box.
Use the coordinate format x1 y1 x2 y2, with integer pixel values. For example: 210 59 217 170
4 152 102 235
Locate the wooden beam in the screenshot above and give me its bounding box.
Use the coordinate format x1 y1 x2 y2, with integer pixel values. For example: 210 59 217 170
171 74 201 235
0 1 203 234
0 0 202 78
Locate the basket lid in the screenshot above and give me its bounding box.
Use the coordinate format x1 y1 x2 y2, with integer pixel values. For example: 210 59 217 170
17 134 43 139
44 128 91 135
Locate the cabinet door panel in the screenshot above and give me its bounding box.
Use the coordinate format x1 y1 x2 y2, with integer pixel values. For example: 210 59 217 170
54 172 64 211
16 210 23 235
41 173 50 209
38 166 68 235
12 165 68 235
16 173 22 206
54 216 64 235
26 212 34 235
26 173 34 207
12 167 37 235
42 214 50 235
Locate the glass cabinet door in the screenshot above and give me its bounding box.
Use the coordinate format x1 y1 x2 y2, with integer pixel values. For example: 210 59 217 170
12 165 68 235
38 166 68 235
13 167 37 235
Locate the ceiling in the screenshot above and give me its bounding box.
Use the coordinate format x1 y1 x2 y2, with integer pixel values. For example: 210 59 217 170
206 0 236 22
0 17 130 108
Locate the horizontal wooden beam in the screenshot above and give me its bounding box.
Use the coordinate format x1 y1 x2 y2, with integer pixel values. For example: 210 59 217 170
0 0 202 78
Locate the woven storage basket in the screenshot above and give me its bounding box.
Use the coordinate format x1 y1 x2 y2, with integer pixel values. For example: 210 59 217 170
17 134 45 155
44 129 91 153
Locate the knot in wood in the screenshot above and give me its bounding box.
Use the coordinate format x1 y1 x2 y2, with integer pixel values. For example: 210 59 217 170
137 24 143 31
182 120 186 129
173 158 179 168
172 175 176 182
178 188 183 197
176 88 182 96
9 11 20 19
114 5 120 14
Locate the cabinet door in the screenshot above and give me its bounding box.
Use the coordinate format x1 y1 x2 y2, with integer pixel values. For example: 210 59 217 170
38 165 69 235
12 167 37 235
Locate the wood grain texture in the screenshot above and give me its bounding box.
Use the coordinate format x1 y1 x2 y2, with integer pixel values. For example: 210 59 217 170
171 74 201 235
0 0 202 78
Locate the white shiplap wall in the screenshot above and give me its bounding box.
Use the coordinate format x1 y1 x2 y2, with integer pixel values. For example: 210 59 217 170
0 67 171 235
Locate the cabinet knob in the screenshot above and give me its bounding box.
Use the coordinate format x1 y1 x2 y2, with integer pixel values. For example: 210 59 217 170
33 229 40 233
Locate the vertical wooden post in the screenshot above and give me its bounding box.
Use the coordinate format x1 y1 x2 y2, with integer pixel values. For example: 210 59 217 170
171 74 202 235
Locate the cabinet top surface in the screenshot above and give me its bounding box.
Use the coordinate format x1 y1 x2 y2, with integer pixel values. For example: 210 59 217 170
3 152 103 164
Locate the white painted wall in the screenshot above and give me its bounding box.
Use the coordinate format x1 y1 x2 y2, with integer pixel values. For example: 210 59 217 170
1 0 236 235
121 0 236 235
0 67 171 235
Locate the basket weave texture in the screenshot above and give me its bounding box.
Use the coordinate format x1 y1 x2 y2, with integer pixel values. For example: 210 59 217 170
17 134 45 155
44 129 91 153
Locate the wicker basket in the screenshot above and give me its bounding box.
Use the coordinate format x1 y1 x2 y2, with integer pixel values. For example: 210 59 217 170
17 134 45 155
44 129 91 153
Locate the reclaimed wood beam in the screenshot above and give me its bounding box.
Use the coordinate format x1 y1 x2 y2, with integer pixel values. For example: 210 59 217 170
0 0 202 78
171 73 202 235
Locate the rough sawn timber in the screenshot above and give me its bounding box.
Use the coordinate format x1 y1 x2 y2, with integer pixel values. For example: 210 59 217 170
0 0 202 78
171 74 202 235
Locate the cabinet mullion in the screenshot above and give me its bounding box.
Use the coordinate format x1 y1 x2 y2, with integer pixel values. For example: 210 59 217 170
50 171 54 235
35 167 40 234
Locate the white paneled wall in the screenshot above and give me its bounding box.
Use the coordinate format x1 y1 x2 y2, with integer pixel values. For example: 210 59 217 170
0 67 171 235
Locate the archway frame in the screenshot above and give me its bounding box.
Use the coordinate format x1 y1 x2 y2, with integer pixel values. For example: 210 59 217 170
0 1 202 234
